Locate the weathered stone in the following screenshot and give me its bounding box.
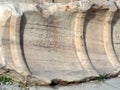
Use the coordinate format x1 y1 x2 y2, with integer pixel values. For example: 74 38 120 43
2 85 21 90
0 0 120 85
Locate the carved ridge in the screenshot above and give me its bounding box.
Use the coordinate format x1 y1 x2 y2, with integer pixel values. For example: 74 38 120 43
72 12 98 75
103 2 120 71
0 11 11 67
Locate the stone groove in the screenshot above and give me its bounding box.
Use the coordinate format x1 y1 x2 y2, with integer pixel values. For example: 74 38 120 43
10 15 31 76
103 3 120 71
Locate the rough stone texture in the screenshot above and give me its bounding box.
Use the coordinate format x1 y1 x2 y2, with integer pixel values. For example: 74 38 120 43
0 0 120 85
1 78 120 90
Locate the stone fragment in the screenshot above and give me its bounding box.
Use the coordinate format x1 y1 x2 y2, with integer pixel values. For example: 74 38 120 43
0 0 120 86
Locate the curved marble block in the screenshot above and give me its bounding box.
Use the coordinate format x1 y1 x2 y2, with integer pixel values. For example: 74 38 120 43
0 0 120 84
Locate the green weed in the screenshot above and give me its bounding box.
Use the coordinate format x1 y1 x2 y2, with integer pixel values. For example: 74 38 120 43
0 76 12 84
97 74 106 82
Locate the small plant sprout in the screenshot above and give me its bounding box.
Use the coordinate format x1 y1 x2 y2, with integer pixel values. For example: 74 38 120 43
0 76 12 84
97 74 106 82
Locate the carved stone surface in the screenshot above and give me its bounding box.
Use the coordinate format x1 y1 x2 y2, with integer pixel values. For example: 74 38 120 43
0 0 120 85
